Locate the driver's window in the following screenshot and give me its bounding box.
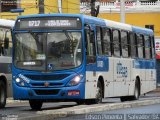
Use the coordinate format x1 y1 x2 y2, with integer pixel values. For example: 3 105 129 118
85 28 96 64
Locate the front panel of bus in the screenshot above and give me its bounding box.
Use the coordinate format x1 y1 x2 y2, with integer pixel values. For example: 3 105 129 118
12 16 86 101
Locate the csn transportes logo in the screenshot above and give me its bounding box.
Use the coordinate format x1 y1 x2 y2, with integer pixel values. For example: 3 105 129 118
116 62 128 78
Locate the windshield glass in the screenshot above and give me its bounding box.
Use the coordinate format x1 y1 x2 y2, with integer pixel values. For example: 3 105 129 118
14 32 82 71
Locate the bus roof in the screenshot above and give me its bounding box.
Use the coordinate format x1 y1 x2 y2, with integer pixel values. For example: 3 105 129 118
0 19 15 28
132 26 154 36
16 13 153 35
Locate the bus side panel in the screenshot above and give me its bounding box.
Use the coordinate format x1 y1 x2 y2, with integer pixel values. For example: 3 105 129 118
113 58 131 97
85 71 97 99
85 56 113 99
104 57 114 98
129 59 136 95
145 60 156 92
0 56 12 97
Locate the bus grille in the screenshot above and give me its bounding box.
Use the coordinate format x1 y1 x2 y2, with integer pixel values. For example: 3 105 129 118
34 89 60 95
31 83 63 87
25 74 69 81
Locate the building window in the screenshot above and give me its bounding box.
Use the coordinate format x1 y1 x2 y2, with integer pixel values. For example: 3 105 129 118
145 25 154 31
1 0 17 12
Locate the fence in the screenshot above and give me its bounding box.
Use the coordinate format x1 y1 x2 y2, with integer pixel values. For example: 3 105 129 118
80 0 160 13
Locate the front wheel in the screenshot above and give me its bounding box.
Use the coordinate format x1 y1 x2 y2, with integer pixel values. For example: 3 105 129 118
29 100 43 110
0 81 6 108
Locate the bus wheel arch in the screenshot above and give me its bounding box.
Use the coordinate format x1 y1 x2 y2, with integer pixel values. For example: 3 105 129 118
85 76 104 105
94 76 104 103
120 76 141 102
0 76 7 108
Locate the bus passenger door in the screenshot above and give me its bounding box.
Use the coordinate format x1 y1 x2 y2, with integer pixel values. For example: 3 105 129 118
85 26 97 99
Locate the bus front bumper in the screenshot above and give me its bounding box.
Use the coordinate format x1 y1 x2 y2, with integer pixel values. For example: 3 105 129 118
13 82 85 101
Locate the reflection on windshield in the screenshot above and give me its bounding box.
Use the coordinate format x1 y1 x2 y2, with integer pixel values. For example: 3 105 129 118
14 32 82 71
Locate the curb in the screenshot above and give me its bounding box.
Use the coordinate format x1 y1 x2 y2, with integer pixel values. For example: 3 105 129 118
7 98 27 104
18 98 160 120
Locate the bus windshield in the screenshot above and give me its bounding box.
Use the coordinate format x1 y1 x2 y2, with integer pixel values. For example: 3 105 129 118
13 31 82 71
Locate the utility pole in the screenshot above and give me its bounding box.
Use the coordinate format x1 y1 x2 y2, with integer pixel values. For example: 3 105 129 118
39 0 44 14
120 0 125 23
90 0 100 17
58 0 62 13
90 0 96 16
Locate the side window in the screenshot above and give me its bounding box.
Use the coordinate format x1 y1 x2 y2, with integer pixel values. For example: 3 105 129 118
144 35 151 59
96 26 102 55
102 28 111 56
130 32 137 58
137 34 144 59
0 29 5 56
151 36 155 58
121 31 129 57
85 28 96 64
113 30 120 57
4 30 12 57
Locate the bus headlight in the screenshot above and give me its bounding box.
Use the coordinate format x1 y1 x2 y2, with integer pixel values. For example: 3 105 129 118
67 75 81 86
15 77 29 87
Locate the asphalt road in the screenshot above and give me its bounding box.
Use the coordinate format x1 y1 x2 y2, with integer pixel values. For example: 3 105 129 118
0 91 160 120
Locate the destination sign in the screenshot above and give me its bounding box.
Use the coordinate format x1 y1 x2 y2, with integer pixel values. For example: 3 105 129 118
15 17 82 30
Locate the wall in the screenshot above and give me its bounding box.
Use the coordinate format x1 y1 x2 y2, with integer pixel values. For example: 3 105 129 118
0 0 80 20
98 12 160 37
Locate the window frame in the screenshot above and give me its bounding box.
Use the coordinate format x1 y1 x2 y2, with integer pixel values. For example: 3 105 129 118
121 30 129 58
101 27 112 56
112 29 121 57
136 33 145 59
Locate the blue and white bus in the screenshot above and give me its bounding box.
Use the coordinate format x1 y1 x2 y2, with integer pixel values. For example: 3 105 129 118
12 14 156 110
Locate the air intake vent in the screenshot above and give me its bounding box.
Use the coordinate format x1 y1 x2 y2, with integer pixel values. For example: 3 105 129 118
34 89 60 95
25 74 69 81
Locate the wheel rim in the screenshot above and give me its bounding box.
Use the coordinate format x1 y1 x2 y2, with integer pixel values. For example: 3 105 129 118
135 86 139 99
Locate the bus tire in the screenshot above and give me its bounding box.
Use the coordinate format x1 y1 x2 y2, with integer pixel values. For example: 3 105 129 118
120 96 129 102
29 100 43 110
0 81 6 108
132 81 140 100
85 81 102 105
76 100 85 105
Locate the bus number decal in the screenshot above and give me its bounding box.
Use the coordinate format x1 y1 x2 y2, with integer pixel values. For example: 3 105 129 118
29 20 40 27
117 62 128 78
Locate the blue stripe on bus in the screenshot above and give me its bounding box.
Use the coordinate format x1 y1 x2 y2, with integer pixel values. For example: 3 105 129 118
86 56 109 71
133 60 156 69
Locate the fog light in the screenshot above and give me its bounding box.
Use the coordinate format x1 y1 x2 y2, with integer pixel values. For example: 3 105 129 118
20 82 25 86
